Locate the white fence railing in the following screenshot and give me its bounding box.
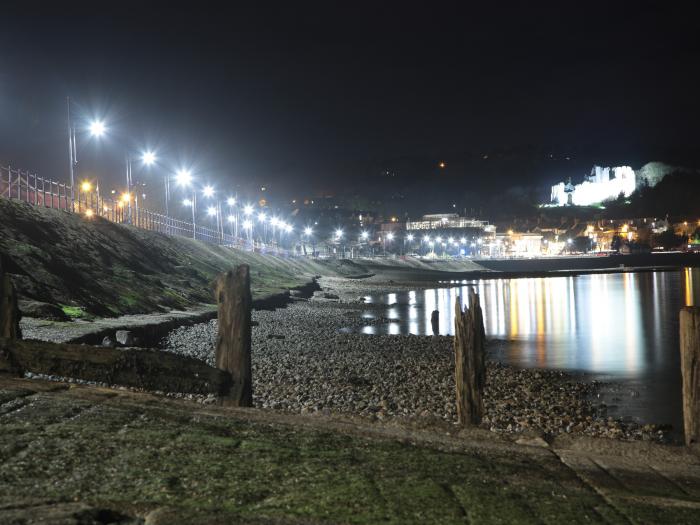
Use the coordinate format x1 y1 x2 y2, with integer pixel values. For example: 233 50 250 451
0 165 265 251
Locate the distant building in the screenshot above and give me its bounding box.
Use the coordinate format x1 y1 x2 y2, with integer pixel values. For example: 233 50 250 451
550 165 636 206
406 213 496 237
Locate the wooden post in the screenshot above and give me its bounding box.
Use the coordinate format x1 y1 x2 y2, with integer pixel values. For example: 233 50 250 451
430 310 439 335
454 288 486 426
0 258 21 340
680 307 700 446
215 265 253 406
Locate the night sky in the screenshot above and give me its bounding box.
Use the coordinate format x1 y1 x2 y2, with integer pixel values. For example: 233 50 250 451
1 1 698 209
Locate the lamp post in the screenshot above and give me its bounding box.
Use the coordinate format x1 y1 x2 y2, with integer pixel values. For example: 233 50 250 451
335 229 344 258
405 233 413 256
175 169 195 238
226 197 238 240
303 226 313 256
66 98 106 212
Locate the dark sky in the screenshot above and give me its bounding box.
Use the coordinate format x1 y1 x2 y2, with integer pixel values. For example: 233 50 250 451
1 1 698 206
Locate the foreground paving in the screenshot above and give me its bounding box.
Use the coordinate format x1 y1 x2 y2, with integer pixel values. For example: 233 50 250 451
1 376 700 524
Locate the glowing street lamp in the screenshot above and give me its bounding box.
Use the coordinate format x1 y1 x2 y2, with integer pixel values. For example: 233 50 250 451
175 169 192 187
81 181 92 192
243 204 254 216
207 206 217 217
89 120 106 138
202 185 215 198
304 227 313 236
227 197 236 206
182 198 192 207
141 150 156 166
335 229 343 240
387 232 394 241
406 234 414 242
361 231 369 241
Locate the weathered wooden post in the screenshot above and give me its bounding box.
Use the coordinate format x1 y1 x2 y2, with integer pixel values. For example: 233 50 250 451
0 258 21 340
215 265 252 406
430 310 439 335
680 307 700 446
454 288 485 425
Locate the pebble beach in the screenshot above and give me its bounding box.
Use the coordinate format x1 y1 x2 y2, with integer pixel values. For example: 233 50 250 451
162 277 670 442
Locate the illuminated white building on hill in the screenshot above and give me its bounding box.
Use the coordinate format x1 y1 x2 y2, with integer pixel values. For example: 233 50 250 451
550 165 636 206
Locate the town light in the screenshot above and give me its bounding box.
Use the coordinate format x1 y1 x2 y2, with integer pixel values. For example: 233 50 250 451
182 198 192 207
202 185 214 198
243 204 254 215
257 212 266 222
227 215 235 222
141 150 156 166
227 197 236 206
89 120 106 137
175 169 192 187
285 224 292 233
120 192 131 203
423 235 430 242
335 229 343 239
80 181 92 192
406 234 414 241
304 227 313 236
85 209 94 218
387 232 394 241
207 206 217 217
270 217 279 227
460 237 467 244
361 231 369 240
436 236 442 243
448 237 454 243
243 219 252 229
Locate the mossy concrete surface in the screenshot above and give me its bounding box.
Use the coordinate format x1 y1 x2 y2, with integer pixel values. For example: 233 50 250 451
2 376 700 524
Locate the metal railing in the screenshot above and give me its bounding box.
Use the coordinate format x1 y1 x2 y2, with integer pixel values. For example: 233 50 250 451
0 165 253 250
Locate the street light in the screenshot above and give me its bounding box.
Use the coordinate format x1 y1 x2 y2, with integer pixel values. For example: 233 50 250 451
207 206 217 217
81 181 92 192
335 229 343 239
141 150 156 166
203 185 215 198
89 120 106 138
175 169 192 187
304 227 313 236
227 197 236 206
243 204 254 216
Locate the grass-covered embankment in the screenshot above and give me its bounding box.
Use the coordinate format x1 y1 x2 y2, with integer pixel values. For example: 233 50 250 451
0 198 338 317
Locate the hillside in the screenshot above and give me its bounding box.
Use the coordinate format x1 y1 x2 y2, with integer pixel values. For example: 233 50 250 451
0 199 338 317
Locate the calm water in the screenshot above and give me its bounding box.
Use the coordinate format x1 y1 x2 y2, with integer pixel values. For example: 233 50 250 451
355 268 700 432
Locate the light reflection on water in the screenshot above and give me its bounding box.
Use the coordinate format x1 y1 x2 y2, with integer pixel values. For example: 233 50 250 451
356 268 700 428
